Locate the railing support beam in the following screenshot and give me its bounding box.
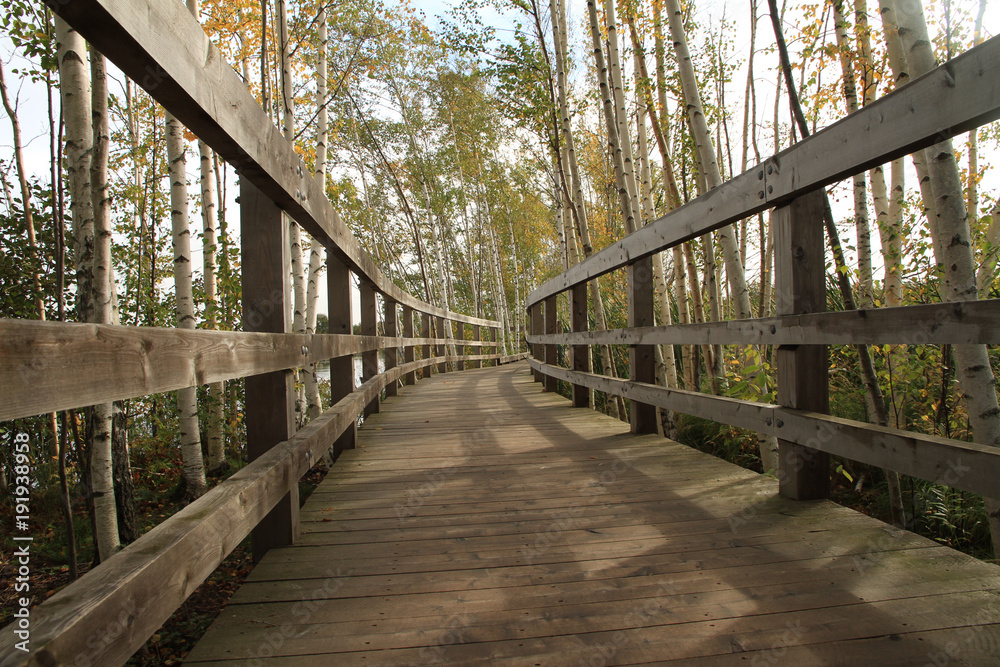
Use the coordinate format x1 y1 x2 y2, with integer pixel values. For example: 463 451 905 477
327 255 355 459
241 180 297 563
531 303 543 382
775 190 830 500
384 299 398 397
360 281 379 417
629 256 657 434
472 324 481 369
544 296 558 392
571 284 589 408
437 317 448 374
403 305 416 385
456 322 465 371
421 313 433 378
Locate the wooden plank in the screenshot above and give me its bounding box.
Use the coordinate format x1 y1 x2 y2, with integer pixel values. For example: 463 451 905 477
241 180 297 562
44 0 500 329
402 305 416 385
526 36 1000 306
0 358 432 667
527 358 1000 499
525 298 1000 347
544 295 558 393
456 321 465 372
327 255 355 458
530 302 543 383
360 281 379 417
472 324 481 369
384 299 398 398
0 320 446 421
182 364 1000 666
571 284 589 408
629 256 656 433
421 313 432 379
436 317 448 374
774 190 830 500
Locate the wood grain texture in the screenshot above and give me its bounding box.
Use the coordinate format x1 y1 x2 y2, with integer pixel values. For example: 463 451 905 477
0 357 527 667
242 179 298 561
525 298 1000 347
527 36 1000 306
774 191 830 500
183 362 1000 665
44 0 498 328
0 319 496 420
528 359 1000 499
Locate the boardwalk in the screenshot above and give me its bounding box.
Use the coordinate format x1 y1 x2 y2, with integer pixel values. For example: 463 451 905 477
185 362 1000 665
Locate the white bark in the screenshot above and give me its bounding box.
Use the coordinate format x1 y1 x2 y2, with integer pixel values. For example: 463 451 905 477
664 0 753 322
166 110 207 498
304 6 328 421
890 0 1000 547
90 50 121 558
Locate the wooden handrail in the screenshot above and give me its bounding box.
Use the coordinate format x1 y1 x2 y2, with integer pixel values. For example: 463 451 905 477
528 359 1000 500
525 300 1000 347
0 318 512 421
526 34 1000 307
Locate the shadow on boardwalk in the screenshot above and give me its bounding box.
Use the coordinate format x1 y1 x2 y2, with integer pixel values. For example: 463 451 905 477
185 362 1000 666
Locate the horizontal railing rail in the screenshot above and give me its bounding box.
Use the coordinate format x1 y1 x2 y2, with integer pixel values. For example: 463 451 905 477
0 319 510 421
525 34 1000 506
528 35 1000 306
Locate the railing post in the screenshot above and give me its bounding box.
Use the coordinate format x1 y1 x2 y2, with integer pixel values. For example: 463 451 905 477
403 305 416 385
327 254 355 459
530 303 543 382
544 295 557 393
240 180 297 563
570 284 589 407
456 321 465 371
436 316 448 374
629 256 657 433
472 324 481 369
421 312 432 378
360 280 379 417
384 298 398 397
774 190 830 500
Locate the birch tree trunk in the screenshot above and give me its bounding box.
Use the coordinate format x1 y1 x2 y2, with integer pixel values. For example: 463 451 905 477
183 0 227 473
304 5 328 421
90 50 121 558
889 0 1000 552
166 110 207 500
664 0 753 323
277 0 308 421
833 0 903 522
551 0 621 418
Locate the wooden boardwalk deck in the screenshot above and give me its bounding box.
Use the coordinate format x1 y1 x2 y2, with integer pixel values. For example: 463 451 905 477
186 362 1000 666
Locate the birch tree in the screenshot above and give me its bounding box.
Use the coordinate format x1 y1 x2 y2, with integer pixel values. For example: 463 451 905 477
304 4 328 421
188 0 226 472
886 0 1000 553
166 109 207 499
56 18 121 558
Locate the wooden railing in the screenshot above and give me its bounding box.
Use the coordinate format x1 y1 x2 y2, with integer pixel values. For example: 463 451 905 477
0 1 524 665
526 35 1000 503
